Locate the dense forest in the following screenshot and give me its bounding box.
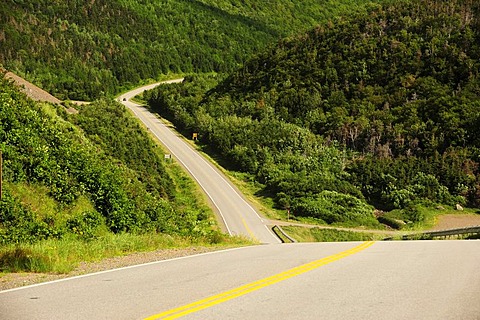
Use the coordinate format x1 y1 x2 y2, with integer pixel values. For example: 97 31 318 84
0 73 218 245
3 0 480 239
0 0 379 100
146 0 480 228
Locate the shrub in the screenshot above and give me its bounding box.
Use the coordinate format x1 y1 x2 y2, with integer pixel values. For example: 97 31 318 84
66 211 104 239
387 188 415 209
377 215 405 230
291 190 378 227
402 204 426 224
0 192 61 244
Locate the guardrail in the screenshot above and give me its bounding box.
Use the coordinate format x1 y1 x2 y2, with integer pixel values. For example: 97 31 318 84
272 225 297 243
401 226 480 240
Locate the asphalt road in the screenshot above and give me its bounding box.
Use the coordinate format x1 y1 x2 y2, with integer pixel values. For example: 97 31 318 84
2 83 478 320
1 241 479 319
118 81 280 244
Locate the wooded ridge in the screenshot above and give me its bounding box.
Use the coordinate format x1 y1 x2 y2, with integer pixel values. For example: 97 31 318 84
145 0 480 228
0 74 219 245
0 0 377 100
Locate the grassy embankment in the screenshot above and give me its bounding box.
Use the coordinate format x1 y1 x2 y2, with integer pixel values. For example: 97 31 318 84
0 158 252 274
0 77 252 275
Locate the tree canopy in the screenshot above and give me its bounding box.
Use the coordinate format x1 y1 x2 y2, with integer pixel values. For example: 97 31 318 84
0 0 377 100
146 0 480 227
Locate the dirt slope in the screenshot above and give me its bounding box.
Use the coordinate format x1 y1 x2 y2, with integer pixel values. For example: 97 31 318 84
432 214 480 230
5 71 62 104
4 70 79 113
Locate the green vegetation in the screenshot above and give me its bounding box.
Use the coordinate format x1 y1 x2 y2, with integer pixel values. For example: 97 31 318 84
0 73 247 272
0 0 380 100
145 0 480 229
0 233 247 273
281 226 381 242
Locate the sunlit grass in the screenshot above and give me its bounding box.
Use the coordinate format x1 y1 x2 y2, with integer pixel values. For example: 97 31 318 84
0 233 252 274
281 226 386 242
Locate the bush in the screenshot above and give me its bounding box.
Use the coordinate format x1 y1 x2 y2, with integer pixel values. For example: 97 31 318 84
402 204 426 224
291 190 378 227
377 215 405 230
66 211 105 239
386 188 415 209
0 192 61 244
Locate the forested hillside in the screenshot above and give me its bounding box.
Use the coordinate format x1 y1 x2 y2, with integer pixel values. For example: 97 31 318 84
146 0 480 228
0 0 378 100
0 73 218 247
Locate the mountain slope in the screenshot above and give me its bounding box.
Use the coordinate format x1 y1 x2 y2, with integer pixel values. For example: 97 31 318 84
0 72 218 246
146 0 480 226
0 0 379 100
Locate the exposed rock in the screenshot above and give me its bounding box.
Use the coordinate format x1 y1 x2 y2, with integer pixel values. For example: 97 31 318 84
455 204 464 211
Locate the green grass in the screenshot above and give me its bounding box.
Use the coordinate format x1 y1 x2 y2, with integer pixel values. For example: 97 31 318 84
0 233 252 274
281 226 386 242
5 182 96 224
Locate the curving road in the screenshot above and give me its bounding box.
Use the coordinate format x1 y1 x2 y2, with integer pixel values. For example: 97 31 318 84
2 83 479 320
1 240 479 319
118 81 280 244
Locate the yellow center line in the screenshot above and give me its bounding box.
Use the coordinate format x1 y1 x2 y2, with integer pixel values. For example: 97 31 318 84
144 241 375 320
241 217 259 242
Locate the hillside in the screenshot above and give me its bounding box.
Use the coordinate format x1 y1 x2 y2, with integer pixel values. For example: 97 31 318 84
0 0 379 100
145 0 480 228
4 71 62 105
0 71 223 256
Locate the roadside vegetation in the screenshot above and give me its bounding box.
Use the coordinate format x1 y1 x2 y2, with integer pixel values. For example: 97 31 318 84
144 0 480 231
0 74 251 273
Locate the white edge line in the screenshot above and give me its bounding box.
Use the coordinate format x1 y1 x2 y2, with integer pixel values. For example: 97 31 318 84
122 82 278 242
137 107 233 236
170 134 280 240
0 246 251 294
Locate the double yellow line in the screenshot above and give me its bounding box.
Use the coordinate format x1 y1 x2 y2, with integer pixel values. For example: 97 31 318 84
145 241 375 319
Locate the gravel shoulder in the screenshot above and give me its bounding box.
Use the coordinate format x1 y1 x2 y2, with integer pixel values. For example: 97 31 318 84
431 214 480 230
0 246 227 292
4 214 480 291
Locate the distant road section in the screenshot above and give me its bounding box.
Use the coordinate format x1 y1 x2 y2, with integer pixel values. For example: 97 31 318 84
119 81 280 244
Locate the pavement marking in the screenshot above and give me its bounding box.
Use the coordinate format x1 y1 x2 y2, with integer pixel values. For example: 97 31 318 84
0 246 251 294
127 104 234 236
241 217 259 243
144 241 375 319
